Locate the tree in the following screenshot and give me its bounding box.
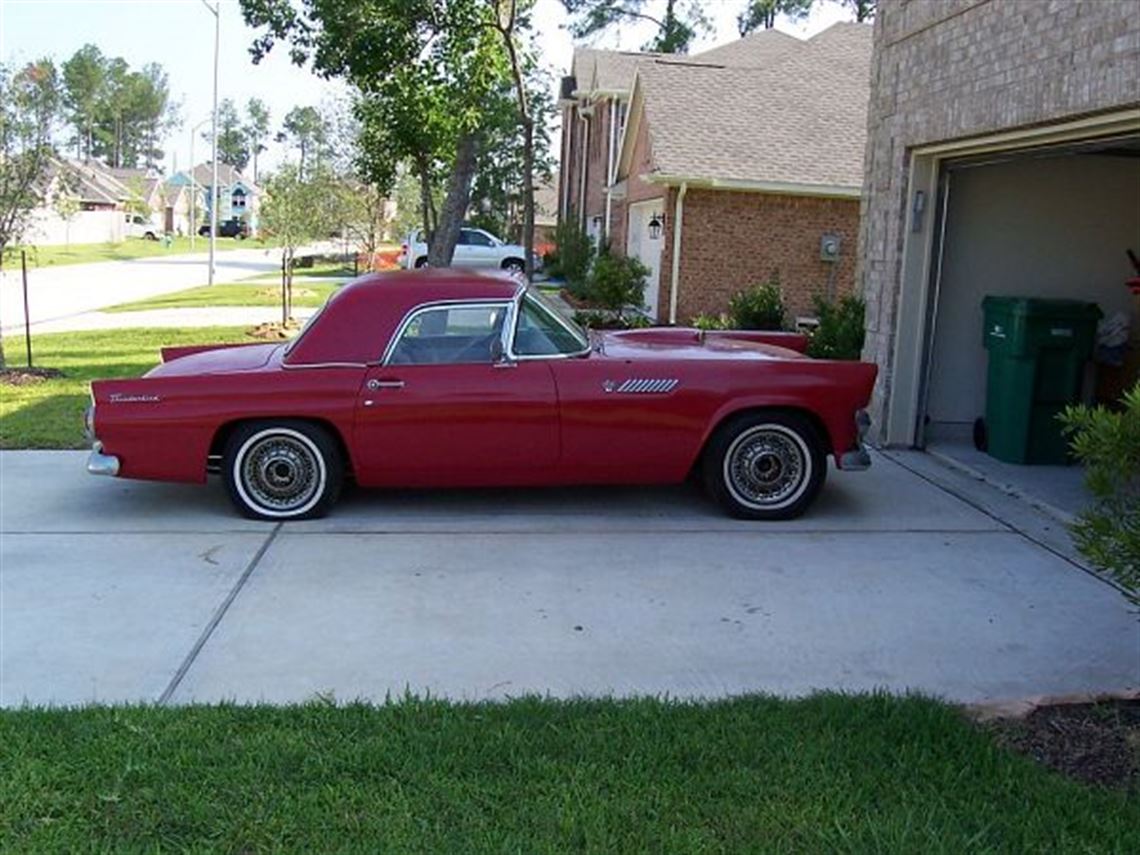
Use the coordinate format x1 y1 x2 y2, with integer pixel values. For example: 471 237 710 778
240 0 511 268
839 0 876 22
0 60 62 372
60 44 105 160
212 98 249 171
277 106 327 179
245 98 271 182
737 0 815 34
562 0 709 53
53 185 81 248
260 164 335 323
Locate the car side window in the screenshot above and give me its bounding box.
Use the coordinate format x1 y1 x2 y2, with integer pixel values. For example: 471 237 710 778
466 230 494 247
513 296 585 356
388 304 507 365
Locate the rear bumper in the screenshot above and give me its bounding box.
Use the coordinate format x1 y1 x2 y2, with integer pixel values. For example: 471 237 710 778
86 441 120 477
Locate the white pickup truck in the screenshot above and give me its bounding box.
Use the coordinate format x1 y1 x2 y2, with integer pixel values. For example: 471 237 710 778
400 227 539 273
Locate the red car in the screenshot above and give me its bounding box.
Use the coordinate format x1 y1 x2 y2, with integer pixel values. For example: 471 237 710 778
86 270 877 521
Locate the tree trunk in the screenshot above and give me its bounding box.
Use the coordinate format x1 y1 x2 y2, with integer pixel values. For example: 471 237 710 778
0 254 6 372
415 157 435 245
428 132 478 268
521 116 535 281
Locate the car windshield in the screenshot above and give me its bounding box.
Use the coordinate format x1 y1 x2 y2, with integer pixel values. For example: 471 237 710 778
516 287 590 355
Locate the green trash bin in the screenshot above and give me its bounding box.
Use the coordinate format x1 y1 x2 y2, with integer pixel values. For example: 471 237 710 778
981 296 1101 464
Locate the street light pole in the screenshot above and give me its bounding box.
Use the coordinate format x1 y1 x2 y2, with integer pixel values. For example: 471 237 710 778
188 116 212 253
202 0 220 286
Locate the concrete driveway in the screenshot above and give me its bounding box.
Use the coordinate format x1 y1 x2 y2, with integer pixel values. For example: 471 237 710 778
1 450 1136 707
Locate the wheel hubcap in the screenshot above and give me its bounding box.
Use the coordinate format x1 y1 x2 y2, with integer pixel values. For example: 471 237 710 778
725 427 808 508
242 435 320 512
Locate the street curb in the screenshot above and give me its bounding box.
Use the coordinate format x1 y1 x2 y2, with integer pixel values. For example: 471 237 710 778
964 687 1140 721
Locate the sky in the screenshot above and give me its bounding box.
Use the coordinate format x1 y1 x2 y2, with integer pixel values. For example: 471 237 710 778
0 0 855 177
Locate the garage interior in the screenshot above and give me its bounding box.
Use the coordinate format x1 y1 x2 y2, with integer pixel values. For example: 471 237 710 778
918 135 1140 516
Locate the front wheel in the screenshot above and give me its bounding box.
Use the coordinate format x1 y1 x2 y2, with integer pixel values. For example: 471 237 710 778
703 412 826 520
223 421 343 520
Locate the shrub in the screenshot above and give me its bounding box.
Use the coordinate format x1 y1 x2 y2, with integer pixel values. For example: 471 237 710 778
691 313 732 331
573 310 651 330
1059 384 1140 610
807 295 866 360
582 249 648 318
543 221 594 294
728 280 786 330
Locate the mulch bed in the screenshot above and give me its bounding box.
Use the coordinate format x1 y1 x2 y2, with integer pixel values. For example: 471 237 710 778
986 699 1140 789
247 320 301 340
254 287 318 300
0 367 64 386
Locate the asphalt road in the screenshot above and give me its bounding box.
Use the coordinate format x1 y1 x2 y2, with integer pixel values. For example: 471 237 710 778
2 449 1136 707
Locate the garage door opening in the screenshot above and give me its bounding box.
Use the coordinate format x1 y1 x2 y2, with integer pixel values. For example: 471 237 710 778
917 134 1140 516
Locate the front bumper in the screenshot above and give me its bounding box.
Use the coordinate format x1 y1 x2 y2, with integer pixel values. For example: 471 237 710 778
86 441 120 477
840 444 872 471
839 409 873 471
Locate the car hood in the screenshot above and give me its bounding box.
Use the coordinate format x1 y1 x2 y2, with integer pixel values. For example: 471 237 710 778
146 343 284 377
597 327 808 361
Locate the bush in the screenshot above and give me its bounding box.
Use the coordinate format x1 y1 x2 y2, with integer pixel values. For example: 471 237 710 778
1059 384 1140 610
573 310 651 330
807 295 866 360
581 250 648 318
728 280 786 330
543 221 594 294
691 313 732 331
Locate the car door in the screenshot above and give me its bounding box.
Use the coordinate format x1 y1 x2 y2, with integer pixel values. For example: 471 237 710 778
353 300 559 487
459 228 500 268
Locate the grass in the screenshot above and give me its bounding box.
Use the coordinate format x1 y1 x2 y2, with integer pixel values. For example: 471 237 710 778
7 236 258 268
0 327 253 448
103 282 339 313
0 694 1135 852
243 260 361 283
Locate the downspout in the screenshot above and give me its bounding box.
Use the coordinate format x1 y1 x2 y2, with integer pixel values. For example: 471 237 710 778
578 114 589 229
604 99 617 242
668 182 688 325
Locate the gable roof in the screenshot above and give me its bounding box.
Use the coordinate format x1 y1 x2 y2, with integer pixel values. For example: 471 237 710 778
177 162 262 194
615 23 873 194
689 28 800 67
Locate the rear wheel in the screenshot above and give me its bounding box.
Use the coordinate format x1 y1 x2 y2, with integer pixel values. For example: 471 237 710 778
501 258 525 275
223 421 343 520
703 412 826 520
414 256 429 268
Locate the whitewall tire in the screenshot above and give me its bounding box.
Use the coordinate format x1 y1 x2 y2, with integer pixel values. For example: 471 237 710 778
223 421 343 520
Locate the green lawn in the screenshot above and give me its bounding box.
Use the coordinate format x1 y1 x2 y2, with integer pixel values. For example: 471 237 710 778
242 261 360 283
8 236 259 268
0 694 1134 852
0 327 254 448
104 282 339 313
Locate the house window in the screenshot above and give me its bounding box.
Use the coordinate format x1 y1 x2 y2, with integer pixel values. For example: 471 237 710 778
231 188 247 210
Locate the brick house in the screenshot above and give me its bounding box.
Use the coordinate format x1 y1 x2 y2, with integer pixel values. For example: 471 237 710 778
557 24 872 323
857 0 1140 452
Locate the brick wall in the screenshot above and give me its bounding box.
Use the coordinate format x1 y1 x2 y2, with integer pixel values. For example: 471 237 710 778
670 189 860 323
860 0 1140 437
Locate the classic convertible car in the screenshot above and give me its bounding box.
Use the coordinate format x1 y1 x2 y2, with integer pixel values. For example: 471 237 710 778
86 270 877 521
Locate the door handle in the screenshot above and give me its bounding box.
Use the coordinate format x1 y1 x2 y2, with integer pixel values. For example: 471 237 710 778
367 379 405 390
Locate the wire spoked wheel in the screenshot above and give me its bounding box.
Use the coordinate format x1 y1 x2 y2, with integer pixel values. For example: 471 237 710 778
704 412 826 520
224 422 343 520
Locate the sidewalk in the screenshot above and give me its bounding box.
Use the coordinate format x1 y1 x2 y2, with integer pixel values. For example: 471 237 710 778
24 305 320 334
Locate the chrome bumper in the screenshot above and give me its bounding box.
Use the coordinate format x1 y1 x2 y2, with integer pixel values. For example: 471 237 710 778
839 409 873 471
86 441 120 477
840 443 872 471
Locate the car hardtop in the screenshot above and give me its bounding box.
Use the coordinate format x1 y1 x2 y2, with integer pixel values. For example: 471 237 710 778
283 268 523 366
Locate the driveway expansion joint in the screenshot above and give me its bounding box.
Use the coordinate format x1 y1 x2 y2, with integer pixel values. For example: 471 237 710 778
157 522 282 706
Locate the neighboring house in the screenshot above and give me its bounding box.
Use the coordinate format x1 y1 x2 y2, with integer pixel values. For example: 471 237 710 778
168 163 261 236
558 24 872 322
23 158 131 245
857 0 1140 450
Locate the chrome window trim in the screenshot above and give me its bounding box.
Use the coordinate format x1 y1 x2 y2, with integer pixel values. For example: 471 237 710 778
507 289 591 361
380 299 513 366
281 361 369 370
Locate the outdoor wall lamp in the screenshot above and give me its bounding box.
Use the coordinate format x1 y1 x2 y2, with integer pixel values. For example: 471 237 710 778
648 213 663 240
